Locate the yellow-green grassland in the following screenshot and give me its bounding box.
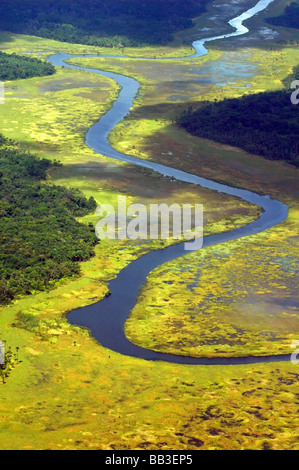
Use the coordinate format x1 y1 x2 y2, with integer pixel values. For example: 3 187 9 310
0 0 298 450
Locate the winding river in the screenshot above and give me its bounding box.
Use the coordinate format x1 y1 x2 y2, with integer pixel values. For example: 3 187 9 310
48 0 292 365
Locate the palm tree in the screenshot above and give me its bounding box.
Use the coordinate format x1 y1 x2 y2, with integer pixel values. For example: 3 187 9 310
15 347 20 362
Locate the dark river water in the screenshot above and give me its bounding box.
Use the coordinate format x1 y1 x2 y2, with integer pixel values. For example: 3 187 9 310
48 0 292 365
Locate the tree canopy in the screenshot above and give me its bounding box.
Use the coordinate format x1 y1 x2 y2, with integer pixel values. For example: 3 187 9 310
0 136 97 305
266 2 299 29
0 0 211 46
0 51 55 81
177 66 299 167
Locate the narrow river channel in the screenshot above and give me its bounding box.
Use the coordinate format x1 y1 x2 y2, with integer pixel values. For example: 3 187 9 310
48 0 292 365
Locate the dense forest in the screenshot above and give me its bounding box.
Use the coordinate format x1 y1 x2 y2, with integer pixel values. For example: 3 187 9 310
0 51 55 81
177 66 299 167
0 0 210 46
266 2 299 29
0 135 98 305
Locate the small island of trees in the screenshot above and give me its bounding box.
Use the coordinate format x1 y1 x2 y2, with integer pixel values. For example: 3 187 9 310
0 51 55 81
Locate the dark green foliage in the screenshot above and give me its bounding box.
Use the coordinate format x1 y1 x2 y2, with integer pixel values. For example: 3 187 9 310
266 2 299 29
0 136 98 305
14 312 40 332
0 51 55 81
177 66 299 167
0 0 210 46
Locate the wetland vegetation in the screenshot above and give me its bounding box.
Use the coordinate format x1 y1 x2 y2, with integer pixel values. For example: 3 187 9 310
0 0 298 452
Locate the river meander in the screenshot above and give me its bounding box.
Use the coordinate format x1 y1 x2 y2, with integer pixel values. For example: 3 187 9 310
48 0 292 365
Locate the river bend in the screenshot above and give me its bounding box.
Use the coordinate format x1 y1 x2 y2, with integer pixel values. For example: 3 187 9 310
48 0 292 365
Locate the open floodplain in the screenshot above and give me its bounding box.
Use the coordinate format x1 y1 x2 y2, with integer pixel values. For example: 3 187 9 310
0 0 298 450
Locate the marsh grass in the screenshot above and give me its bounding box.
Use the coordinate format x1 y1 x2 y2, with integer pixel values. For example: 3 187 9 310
0 14 298 449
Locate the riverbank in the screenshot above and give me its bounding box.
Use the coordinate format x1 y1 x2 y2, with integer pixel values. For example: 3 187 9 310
0 0 298 450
